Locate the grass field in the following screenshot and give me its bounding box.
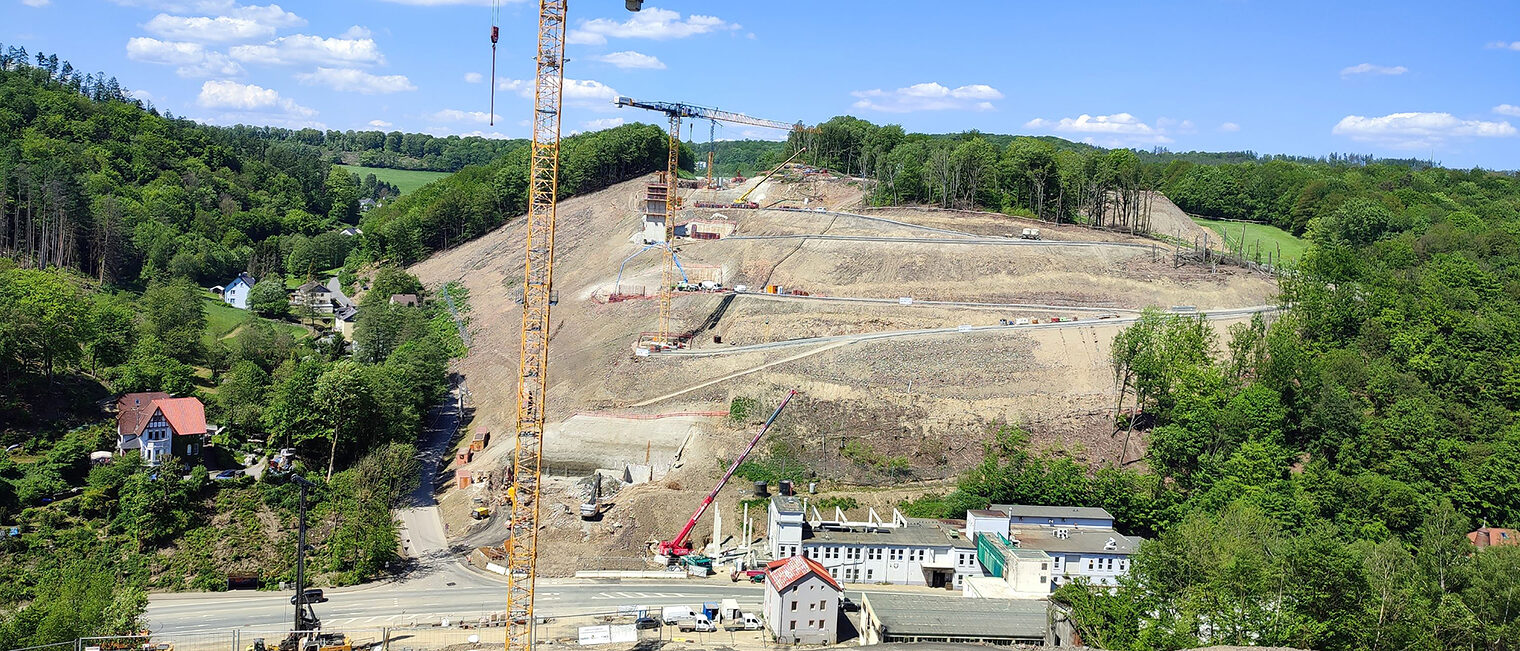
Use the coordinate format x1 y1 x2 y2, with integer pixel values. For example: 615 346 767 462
337 164 449 195
1191 216 1308 264
202 294 306 348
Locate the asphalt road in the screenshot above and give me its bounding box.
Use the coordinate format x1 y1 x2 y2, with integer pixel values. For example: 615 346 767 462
721 232 1159 251
145 577 771 635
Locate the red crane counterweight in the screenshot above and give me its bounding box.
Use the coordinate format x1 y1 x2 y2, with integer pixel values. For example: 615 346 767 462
657 390 798 559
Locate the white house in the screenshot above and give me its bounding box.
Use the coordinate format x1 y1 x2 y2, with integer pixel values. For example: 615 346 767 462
223 272 255 309
292 280 335 315
967 504 1143 594
762 555 840 645
115 392 208 465
767 495 980 589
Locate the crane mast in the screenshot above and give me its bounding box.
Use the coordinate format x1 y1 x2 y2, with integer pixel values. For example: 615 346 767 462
506 1 566 650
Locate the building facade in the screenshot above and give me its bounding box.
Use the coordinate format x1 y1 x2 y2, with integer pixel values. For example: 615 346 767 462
967 504 1143 594
762 555 840 645
767 496 980 589
223 272 255 309
115 393 208 465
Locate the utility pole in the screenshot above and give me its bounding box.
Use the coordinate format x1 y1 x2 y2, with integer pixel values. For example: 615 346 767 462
292 473 315 634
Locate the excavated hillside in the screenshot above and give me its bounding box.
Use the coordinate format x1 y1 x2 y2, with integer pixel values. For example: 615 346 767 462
410 174 1276 569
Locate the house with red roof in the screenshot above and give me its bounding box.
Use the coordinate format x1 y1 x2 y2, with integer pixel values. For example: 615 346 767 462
1469 527 1519 549
762 555 840 645
115 392 208 465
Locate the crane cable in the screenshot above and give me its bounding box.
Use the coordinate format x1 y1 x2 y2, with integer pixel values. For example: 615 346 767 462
488 0 500 126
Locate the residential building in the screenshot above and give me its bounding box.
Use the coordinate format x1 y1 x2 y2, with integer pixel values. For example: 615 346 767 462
967 504 1143 593
325 277 355 311
114 393 208 465
1469 527 1519 548
334 306 359 339
762 555 840 645
767 495 980 589
859 593 1049 646
292 281 335 315
389 293 419 307
223 272 255 309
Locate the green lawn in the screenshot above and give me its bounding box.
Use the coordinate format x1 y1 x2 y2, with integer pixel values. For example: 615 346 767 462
1191 217 1308 264
337 164 450 196
201 294 305 347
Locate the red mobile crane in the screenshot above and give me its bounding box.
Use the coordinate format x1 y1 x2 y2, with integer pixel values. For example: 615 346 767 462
655 390 798 559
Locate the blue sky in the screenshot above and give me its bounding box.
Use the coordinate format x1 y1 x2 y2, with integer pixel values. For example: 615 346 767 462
5 0 1520 168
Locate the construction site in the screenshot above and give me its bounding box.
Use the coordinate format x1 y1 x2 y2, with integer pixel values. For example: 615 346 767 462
411 131 1276 580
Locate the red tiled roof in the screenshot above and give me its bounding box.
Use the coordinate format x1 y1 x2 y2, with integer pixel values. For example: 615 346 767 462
766 555 840 592
1468 527 1520 548
116 392 170 435
154 397 207 437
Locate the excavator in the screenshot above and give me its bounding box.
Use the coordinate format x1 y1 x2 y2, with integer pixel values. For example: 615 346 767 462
700 147 808 209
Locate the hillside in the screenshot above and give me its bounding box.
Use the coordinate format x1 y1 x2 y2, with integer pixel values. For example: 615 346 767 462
410 172 1276 570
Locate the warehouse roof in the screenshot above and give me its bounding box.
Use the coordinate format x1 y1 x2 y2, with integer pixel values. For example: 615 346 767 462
804 518 973 549
863 592 1047 640
990 504 1114 521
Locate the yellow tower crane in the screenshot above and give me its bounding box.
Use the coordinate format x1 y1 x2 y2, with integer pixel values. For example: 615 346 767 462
502 3 643 651
613 97 809 349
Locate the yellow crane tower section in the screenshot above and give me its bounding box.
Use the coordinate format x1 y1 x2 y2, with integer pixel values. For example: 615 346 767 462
506 2 565 650
613 97 810 349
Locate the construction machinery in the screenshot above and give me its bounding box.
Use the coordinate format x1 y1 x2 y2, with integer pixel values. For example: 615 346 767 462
613 97 810 350
498 3 643 651
652 390 797 560
696 147 808 210
579 472 602 519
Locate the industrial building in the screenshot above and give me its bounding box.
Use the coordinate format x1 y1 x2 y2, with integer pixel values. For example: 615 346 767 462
858 592 1050 646
965 505 1143 594
767 495 980 588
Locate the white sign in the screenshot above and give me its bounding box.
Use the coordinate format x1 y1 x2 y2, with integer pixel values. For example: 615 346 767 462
610 624 637 643
579 625 612 645
957 324 973 333
898 297 913 305
634 347 651 357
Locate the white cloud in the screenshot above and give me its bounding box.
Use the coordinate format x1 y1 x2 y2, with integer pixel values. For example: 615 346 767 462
230 32 385 66
128 89 157 102
1340 62 1408 77
594 50 665 69
21 0 51 7
463 72 483 83
1332 111 1517 148
850 82 1003 113
1486 41 1520 51
429 109 499 124
368 119 392 128
568 8 739 45
1155 117 1196 134
499 77 618 109
197 79 315 117
1494 104 1520 117
142 4 304 43
1219 122 1241 132
583 117 624 130
126 37 245 77
296 67 414 94
1023 113 1173 146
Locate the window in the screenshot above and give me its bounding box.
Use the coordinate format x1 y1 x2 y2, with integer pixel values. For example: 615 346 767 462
791 601 797 612
1040 575 1047 584
809 601 816 611
1087 559 1094 571
819 600 827 610
868 548 882 560
790 622 796 631
866 569 873 581
889 548 903 561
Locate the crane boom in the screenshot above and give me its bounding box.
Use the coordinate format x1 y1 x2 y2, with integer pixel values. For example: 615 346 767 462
614 96 809 348
659 390 797 557
506 1 566 650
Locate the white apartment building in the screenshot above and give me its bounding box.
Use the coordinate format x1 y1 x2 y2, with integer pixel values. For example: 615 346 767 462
966 504 1143 595
766 495 980 589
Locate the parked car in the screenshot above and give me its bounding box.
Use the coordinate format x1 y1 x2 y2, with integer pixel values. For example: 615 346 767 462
677 616 715 633
840 596 860 613
290 588 326 604
213 469 243 480
634 617 661 630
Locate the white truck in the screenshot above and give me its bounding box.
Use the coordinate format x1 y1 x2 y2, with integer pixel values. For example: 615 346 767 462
678 615 716 632
724 613 762 631
1020 227 1041 240
662 605 698 625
